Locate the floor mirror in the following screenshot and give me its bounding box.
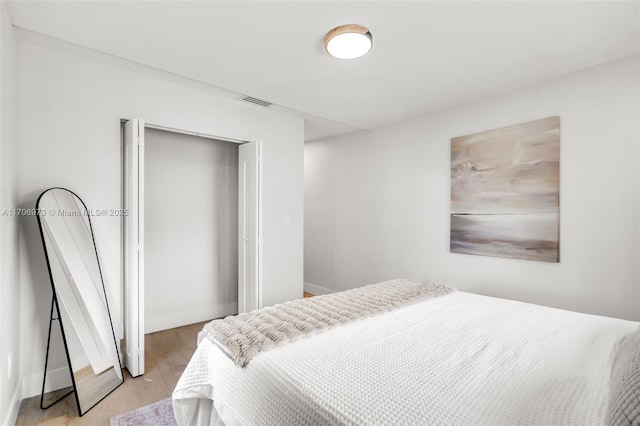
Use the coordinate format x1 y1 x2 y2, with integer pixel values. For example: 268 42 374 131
36 187 123 416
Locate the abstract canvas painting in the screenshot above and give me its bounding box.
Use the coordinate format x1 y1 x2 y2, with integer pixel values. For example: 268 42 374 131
450 116 560 262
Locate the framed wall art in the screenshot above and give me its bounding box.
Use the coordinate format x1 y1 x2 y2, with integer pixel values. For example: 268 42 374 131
450 116 560 262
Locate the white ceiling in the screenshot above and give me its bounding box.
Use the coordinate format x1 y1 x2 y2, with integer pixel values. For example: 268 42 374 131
8 1 640 141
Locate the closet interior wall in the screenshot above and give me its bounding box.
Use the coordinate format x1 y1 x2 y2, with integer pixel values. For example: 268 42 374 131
144 128 239 333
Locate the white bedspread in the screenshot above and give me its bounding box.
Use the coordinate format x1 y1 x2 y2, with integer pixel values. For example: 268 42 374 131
173 292 638 426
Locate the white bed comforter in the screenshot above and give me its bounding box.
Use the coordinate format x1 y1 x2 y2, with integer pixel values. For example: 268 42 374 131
173 292 638 426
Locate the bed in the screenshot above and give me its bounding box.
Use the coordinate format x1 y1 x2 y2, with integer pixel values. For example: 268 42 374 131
172 281 639 426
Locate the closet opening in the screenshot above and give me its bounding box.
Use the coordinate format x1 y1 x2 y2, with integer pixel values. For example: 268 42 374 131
144 128 239 334
122 119 262 377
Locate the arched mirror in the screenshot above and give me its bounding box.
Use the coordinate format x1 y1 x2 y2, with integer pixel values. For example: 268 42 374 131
36 188 123 416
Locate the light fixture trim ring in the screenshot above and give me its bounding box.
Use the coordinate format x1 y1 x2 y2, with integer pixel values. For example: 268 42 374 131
324 24 373 59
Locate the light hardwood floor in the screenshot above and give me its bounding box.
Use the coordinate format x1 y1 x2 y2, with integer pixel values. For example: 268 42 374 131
15 321 206 426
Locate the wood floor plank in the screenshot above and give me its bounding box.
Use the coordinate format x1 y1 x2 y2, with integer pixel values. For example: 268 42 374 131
15 321 208 426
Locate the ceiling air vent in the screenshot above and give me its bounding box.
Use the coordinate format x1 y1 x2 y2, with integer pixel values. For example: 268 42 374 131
242 96 272 108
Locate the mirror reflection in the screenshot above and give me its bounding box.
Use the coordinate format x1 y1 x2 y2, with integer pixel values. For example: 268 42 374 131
37 188 123 415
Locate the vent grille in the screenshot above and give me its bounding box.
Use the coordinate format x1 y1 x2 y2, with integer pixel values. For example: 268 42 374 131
242 96 272 107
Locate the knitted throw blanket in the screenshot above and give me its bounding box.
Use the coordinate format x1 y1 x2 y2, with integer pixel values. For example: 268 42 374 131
199 279 455 367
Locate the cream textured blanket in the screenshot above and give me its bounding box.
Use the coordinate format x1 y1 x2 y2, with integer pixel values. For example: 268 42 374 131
199 279 454 367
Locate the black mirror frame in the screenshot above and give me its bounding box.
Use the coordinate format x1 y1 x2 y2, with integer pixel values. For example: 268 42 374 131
36 187 124 417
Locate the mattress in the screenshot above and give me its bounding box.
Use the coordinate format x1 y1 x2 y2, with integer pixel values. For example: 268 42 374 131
173 291 638 426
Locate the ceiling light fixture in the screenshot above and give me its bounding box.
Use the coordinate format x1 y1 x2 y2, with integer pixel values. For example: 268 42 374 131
324 24 372 60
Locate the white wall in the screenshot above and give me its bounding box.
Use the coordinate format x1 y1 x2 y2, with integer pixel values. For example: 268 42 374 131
305 55 640 321
0 2 21 424
18 38 303 398
145 129 238 333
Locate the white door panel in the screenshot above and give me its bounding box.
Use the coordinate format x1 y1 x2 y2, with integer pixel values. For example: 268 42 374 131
238 141 262 313
123 118 145 377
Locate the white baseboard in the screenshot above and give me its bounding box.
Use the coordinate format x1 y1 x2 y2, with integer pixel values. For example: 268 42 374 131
3 379 21 426
145 303 237 334
304 282 335 296
21 363 73 400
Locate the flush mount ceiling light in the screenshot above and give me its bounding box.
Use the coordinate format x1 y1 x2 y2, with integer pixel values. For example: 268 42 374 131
324 24 372 59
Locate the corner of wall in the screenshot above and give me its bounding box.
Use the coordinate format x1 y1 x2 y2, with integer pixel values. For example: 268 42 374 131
1 0 23 421
303 282 335 296
2 379 21 426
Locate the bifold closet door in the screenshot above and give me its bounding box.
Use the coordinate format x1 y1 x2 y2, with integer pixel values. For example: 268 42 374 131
123 118 145 377
238 141 262 313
